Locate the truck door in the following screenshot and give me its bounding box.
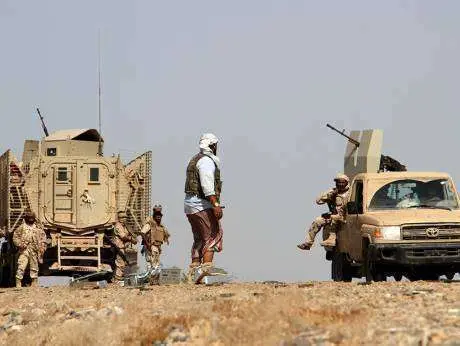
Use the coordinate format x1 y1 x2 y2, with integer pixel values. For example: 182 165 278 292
342 180 364 260
76 161 111 228
45 163 77 225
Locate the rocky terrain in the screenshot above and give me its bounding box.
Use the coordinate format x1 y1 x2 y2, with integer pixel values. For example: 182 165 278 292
0 281 459 345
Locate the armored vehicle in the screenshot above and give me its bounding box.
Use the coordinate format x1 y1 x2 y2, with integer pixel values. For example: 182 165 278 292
327 127 460 282
0 129 151 286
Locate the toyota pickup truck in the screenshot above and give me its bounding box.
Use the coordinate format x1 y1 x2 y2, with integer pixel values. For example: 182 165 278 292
331 171 460 282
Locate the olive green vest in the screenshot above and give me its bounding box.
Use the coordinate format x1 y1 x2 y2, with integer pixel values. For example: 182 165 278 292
184 153 222 201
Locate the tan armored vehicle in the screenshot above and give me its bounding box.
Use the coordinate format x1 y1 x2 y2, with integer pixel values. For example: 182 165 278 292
327 126 460 282
0 128 151 286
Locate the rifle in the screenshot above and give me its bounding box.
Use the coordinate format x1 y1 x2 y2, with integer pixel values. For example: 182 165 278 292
326 123 407 172
36 108 50 137
104 234 130 265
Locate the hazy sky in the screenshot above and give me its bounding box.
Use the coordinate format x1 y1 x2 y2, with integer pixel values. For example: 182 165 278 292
1 1 460 282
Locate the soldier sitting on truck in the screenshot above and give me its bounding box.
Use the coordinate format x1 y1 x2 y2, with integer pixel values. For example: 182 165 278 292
13 211 46 288
297 174 350 250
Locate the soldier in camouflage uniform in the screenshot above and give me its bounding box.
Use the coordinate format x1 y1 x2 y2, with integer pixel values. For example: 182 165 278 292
141 205 170 284
297 174 350 250
113 211 137 284
13 211 46 288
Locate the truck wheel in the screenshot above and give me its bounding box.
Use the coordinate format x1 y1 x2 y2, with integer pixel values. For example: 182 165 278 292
331 252 352 282
364 247 385 283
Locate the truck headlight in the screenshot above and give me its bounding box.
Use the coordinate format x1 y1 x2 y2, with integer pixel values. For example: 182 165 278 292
375 226 401 240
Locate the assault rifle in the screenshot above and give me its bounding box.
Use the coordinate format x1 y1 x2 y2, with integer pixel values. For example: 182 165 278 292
326 123 407 172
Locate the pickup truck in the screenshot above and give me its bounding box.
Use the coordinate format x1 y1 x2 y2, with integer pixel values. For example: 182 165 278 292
330 171 460 282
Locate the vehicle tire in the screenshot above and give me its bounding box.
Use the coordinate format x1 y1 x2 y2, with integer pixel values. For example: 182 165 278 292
393 273 403 282
408 272 439 281
364 246 385 283
421 273 439 281
445 272 455 280
331 252 352 282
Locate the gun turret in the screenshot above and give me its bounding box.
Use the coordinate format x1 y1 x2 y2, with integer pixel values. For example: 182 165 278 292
326 123 407 173
36 108 50 137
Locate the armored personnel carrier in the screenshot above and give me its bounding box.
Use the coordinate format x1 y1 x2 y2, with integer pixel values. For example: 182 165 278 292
0 128 151 286
326 126 460 282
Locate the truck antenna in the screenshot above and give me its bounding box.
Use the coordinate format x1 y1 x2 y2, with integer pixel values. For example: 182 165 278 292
97 31 103 156
36 107 50 137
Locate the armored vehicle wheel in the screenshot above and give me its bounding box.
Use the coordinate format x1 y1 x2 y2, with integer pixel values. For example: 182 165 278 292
393 273 403 281
445 272 455 280
331 252 352 282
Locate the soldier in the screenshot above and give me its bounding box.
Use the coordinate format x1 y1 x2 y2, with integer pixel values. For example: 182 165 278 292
184 133 223 283
13 211 46 288
112 211 137 284
140 205 170 284
297 174 350 250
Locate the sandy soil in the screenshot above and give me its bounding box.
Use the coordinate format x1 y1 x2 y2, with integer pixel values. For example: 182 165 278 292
0 281 459 345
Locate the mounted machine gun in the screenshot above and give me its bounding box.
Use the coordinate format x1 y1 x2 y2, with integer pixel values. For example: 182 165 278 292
326 123 407 174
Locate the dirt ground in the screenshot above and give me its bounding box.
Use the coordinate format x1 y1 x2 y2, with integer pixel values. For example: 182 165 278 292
0 281 459 345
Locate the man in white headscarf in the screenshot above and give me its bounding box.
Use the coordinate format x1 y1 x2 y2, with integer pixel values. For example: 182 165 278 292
184 133 223 283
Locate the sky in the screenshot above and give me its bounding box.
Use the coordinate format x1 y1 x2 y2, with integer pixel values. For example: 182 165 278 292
1 1 460 282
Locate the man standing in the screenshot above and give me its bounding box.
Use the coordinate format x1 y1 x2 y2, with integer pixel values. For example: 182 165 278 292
13 211 46 288
112 211 137 284
297 174 350 250
140 205 170 284
184 133 223 283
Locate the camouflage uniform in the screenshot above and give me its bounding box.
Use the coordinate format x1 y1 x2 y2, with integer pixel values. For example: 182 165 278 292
13 215 46 287
112 213 136 282
298 174 350 249
141 206 170 284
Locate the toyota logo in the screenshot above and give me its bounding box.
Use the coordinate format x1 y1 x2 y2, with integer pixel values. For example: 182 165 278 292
425 227 440 238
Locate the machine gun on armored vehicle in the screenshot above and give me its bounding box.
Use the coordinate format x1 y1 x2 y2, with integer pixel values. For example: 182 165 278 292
323 125 460 282
0 120 151 286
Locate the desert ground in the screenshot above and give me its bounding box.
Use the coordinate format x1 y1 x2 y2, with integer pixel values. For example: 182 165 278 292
0 280 459 345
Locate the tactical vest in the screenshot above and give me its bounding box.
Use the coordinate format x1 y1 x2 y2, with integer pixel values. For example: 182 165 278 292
184 153 222 201
148 219 167 244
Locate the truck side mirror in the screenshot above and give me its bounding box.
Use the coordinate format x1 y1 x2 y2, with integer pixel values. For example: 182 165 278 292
347 201 358 214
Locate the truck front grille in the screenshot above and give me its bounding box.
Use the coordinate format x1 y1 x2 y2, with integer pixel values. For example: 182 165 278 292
401 224 460 240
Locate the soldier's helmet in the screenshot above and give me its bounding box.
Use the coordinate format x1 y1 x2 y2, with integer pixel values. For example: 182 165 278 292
24 210 36 221
334 173 350 191
153 204 163 216
334 173 349 183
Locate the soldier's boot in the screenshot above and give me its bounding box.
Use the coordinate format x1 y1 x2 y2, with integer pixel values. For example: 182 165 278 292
30 278 38 288
115 280 125 287
187 263 200 284
297 234 314 250
15 279 22 288
320 232 337 248
195 262 213 284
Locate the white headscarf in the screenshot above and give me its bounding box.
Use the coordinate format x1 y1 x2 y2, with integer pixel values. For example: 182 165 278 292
199 133 220 166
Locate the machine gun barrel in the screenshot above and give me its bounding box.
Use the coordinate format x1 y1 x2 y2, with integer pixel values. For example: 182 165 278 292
36 108 50 137
326 123 407 172
326 123 360 147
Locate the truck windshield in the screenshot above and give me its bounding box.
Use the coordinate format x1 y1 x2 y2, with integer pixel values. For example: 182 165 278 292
368 179 459 211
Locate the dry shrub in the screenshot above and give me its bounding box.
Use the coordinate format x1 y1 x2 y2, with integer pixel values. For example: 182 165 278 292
121 313 196 345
